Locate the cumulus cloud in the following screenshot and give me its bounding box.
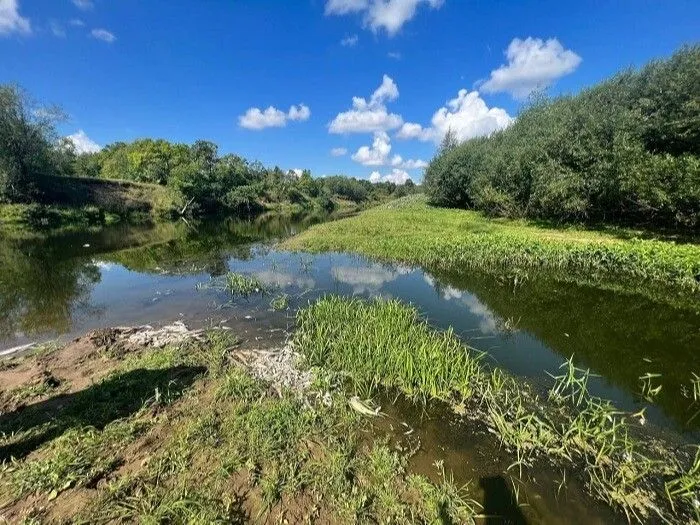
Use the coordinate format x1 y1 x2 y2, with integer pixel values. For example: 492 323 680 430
329 75 403 134
91 28 116 43
369 168 412 185
341 34 359 47
239 103 311 130
288 103 311 121
352 131 392 166
72 0 93 10
0 0 31 36
330 147 348 156
66 130 101 154
480 37 581 99
325 0 444 37
397 89 512 144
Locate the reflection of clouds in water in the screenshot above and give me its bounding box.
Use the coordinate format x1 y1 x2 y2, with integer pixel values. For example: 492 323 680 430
254 270 315 290
331 264 405 295
462 295 498 334
423 273 498 334
93 260 115 271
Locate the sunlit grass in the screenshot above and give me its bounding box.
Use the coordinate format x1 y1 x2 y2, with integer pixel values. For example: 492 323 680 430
293 296 700 522
284 195 700 296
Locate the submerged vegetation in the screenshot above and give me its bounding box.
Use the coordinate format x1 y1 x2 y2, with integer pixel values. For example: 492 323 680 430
285 195 700 298
425 46 700 231
294 296 700 523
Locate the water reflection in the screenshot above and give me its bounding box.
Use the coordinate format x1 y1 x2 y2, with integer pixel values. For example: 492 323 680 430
1 216 698 434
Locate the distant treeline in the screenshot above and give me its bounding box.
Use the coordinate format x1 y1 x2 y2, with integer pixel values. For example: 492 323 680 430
425 45 699 231
0 84 416 219
69 139 417 215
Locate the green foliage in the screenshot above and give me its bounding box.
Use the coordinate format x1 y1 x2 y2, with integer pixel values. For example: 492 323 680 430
285 195 700 296
0 85 68 202
424 46 700 230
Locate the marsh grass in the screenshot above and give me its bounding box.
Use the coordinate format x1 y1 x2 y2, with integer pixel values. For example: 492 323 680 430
293 296 700 523
284 195 700 299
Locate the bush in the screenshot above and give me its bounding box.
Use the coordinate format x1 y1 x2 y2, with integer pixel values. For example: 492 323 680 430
424 45 700 230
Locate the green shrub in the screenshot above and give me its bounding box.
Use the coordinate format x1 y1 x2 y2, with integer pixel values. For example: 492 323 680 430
425 46 700 230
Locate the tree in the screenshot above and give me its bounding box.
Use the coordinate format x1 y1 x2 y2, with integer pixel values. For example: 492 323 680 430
439 127 458 153
0 85 65 201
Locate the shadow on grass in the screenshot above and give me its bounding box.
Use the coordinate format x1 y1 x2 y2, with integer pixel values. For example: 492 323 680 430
0 365 205 462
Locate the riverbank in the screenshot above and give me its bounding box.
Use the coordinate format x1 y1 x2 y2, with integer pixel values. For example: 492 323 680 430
283 195 700 301
0 322 475 524
1 300 697 523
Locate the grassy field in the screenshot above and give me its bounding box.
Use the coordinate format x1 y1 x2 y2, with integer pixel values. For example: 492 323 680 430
284 195 700 296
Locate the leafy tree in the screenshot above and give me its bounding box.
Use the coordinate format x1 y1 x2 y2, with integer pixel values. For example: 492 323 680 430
0 85 65 202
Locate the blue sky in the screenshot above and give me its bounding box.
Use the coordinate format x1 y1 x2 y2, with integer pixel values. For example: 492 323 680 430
2 0 698 183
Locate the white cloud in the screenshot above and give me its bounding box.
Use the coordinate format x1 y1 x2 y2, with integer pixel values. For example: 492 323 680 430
0 0 31 36
290 168 304 177
325 0 443 37
66 130 101 154
239 104 311 130
329 75 403 134
369 168 411 185
69 19 85 27
330 147 348 156
397 89 512 144
387 51 401 60
288 103 311 121
341 34 359 47
352 131 392 166
399 158 428 169
480 37 581 99
72 0 93 10
91 28 116 43
325 0 368 15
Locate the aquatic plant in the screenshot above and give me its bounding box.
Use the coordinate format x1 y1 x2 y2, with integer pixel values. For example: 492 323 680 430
293 296 699 523
269 293 289 311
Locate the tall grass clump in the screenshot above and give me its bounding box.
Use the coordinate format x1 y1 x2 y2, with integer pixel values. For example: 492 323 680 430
295 295 484 401
294 297 700 522
424 45 700 231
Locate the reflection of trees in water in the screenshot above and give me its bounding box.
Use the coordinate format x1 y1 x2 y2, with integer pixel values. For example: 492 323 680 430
426 267 700 432
106 213 330 277
0 242 102 339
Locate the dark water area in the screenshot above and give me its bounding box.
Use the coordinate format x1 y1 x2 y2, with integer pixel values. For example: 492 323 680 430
1 214 699 442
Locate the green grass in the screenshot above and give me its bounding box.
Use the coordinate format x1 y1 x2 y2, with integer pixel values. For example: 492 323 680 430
0 328 476 524
284 195 700 296
293 296 700 523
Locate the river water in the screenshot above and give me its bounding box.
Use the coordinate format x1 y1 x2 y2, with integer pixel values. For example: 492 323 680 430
2 213 699 523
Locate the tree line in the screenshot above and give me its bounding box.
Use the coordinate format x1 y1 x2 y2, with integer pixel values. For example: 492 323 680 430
424 45 699 231
0 85 416 218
